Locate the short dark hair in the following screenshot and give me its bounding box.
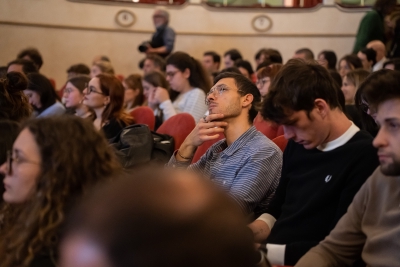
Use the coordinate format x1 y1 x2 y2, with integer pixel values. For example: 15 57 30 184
359 48 377 66
319 50 337 69
235 59 254 75
360 69 400 109
261 59 342 124
204 51 221 63
383 58 400 70
254 48 282 64
295 48 314 60
224 49 243 62
268 53 283 64
214 72 261 123
17 48 43 69
255 48 268 61
7 59 38 75
66 63 90 75
218 67 242 76
146 54 166 72
256 60 273 71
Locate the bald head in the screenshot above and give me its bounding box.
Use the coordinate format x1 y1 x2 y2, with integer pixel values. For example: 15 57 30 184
60 168 258 267
367 40 386 62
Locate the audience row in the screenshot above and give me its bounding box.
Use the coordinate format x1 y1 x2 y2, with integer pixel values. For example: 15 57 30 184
0 41 400 267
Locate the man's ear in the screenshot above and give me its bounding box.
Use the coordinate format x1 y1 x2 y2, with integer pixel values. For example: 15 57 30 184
242 94 254 109
314 98 329 119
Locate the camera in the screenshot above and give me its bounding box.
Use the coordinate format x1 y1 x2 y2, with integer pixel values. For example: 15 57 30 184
138 41 150 53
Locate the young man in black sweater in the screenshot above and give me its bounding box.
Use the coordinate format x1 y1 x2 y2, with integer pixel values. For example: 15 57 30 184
248 59 379 266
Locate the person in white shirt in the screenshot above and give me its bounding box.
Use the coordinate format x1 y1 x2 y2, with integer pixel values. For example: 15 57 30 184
149 52 211 122
367 40 387 71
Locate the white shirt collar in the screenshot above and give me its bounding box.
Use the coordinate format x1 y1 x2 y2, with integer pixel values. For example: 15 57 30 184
317 122 360 152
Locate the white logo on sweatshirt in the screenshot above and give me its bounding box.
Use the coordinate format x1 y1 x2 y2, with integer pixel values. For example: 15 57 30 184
325 175 332 183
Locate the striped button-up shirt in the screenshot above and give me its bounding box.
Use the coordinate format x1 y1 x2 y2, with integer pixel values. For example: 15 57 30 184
168 126 282 217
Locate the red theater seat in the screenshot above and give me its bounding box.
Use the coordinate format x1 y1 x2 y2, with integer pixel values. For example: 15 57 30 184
156 113 196 151
272 135 288 152
130 106 155 131
192 133 225 163
254 113 283 140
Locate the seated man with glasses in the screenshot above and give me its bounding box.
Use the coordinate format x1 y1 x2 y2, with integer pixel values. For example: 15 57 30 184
168 72 283 218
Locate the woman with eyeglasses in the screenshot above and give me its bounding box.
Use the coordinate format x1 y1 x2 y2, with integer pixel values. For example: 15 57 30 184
254 64 283 140
63 75 94 119
0 116 120 267
255 64 282 97
148 51 211 122
83 74 133 140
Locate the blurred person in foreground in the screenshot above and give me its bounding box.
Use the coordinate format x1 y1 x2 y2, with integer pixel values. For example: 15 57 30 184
60 168 271 267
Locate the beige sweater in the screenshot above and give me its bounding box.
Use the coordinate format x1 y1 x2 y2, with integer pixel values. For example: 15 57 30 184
295 167 400 267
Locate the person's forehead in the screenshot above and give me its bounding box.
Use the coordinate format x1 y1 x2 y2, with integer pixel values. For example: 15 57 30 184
13 128 38 155
214 77 237 89
224 55 232 60
203 55 213 61
376 98 400 123
8 64 23 72
166 64 178 71
144 59 155 66
153 10 165 17
357 52 366 58
283 109 312 125
89 77 100 86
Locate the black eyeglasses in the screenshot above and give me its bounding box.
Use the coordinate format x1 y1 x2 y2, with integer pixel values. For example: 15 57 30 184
6 150 41 175
165 71 179 78
85 83 105 95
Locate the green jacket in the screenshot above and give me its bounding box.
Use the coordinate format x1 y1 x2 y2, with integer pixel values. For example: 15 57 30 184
352 10 384 54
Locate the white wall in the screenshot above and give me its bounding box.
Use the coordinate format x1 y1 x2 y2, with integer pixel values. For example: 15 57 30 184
0 0 367 88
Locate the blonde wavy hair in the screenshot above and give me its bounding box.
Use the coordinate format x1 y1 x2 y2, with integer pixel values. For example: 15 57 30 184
0 116 121 267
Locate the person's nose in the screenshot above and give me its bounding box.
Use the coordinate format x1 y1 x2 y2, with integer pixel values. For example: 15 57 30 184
283 125 295 140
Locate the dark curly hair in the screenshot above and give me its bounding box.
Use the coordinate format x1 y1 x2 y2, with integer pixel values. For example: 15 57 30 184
0 116 121 267
0 72 32 122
